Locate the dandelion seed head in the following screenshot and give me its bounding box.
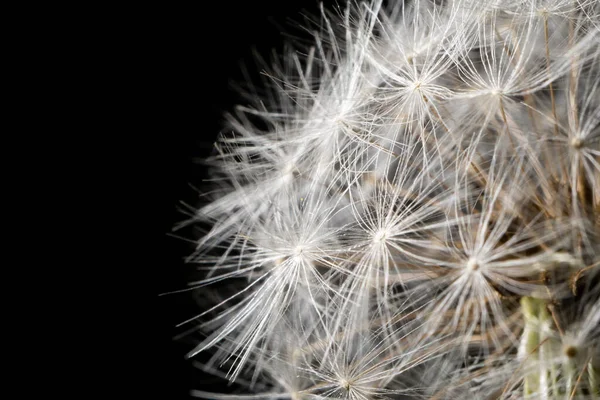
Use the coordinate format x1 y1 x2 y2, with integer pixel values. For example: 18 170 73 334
180 0 600 397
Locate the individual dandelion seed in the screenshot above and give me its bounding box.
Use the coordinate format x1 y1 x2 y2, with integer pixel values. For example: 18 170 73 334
293 307 455 400
191 303 326 399
366 0 473 169
183 184 354 380
323 139 463 341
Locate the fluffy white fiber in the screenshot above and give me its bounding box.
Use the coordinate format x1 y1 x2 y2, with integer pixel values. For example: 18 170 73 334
181 0 600 398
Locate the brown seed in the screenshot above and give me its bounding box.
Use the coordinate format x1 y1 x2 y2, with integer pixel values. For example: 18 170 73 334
564 345 578 358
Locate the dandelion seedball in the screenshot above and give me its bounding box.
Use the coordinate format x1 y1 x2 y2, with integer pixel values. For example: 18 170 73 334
178 0 600 398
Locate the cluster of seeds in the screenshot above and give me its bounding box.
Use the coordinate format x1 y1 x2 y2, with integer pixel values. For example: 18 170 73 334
181 0 600 398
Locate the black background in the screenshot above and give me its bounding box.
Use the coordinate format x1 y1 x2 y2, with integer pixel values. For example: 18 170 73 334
156 1 337 398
